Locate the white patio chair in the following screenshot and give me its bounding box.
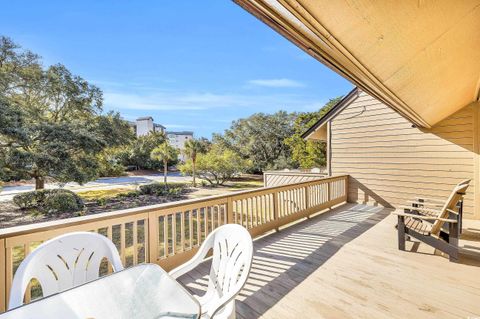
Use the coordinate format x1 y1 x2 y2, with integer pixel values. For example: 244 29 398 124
9 231 123 309
170 224 253 319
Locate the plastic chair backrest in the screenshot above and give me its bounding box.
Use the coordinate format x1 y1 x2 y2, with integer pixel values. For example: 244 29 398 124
8 231 123 309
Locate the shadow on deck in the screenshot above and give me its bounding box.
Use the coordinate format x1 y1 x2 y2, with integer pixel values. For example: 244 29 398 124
178 203 391 318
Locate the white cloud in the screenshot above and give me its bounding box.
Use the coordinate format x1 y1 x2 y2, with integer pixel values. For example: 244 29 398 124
248 78 304 88
102 87 328 114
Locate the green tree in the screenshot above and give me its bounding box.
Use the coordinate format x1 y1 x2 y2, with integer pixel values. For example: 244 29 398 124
180 146 251 186
0 36 133 189
119 131 167 170
285 97 342 169
214 111 295 173
150 142 178 185
183 138 209 187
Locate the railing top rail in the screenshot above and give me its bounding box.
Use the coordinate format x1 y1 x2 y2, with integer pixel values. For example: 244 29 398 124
0 175 348 239
263 171 328 176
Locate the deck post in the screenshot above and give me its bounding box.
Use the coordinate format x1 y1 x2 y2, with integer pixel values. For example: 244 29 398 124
327 182 331 202
273 191 279 232
147 211 158 264
304 186 310 210
397 215 406 251
227 197 234 224
344 175 349 202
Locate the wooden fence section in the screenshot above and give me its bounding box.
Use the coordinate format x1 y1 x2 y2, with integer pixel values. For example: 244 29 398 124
0 175 348 311
263 170 327 187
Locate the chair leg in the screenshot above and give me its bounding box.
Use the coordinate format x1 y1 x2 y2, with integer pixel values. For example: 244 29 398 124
228 300 236 319
397 215 406 251
448 221 459 262
458 200 463 235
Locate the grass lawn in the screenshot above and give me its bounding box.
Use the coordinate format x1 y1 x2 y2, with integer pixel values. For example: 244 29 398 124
76 188 134 200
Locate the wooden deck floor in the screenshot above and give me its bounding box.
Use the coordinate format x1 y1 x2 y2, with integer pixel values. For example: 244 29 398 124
178 203 480 319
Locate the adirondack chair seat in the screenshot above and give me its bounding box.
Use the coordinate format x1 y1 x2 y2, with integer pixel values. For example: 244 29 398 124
394 181 469 262
403 216 432 236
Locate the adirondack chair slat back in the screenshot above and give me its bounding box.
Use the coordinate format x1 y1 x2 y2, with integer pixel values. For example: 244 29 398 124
430 183 469 235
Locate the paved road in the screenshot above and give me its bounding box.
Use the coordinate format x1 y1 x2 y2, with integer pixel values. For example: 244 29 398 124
0 172 192 202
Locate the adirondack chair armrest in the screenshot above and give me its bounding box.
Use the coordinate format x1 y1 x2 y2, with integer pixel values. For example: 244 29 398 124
393 211 458 223
446 208 459 215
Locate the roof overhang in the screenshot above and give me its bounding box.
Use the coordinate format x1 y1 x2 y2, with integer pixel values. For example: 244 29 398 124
234 0 480 128
302 87 359 140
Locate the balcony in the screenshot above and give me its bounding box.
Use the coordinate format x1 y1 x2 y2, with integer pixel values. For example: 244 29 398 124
0 175 479 317
178 203 480 318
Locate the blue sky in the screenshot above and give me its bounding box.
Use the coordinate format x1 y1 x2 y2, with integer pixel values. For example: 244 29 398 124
1 1 352 138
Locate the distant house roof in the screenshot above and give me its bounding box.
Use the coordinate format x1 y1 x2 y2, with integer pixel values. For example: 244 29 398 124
136 116 154 121
166 131 194 136
154 123 166 129
301 88 360 140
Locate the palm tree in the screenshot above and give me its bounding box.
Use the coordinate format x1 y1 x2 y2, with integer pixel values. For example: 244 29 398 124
151 142 178 186
183 139 207 187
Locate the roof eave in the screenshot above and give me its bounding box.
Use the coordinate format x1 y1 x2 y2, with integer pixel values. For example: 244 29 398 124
301 87 359 140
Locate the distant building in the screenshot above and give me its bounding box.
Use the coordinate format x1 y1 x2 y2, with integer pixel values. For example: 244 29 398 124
167 131 194 161
131 116 166 137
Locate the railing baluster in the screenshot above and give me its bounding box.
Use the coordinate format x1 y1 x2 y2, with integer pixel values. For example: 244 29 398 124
132 221 138 265
120 224 126 266
5 246 13 308
0 239 5 312
107 226 113 273
180 212 185 253
164 215 169 256
204 207 209 237
189 210 193 249
23 243 31 304
171 214 176 255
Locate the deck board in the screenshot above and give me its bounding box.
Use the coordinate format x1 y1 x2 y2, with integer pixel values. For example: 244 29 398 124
178 203 480 318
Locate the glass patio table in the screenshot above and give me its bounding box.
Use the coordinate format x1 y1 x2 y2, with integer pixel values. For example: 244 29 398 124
0 264 200 319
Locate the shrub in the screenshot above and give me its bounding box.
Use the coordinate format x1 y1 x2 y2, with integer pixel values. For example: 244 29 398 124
116 191 139 198
96 198 107 206
139 182 187 196
13 191 46 209
13 189 84 214
43 190 84 214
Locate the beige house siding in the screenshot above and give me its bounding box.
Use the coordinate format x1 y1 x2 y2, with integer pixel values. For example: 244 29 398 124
330 91 479 219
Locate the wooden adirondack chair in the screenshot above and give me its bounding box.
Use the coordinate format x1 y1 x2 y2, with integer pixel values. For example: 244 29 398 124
394 182 469 261
405 179 470 233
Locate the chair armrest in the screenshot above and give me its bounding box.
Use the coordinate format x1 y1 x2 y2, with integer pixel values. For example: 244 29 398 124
169 236 214 279
446 208 459 215
204 266 251 318
393 211 457 223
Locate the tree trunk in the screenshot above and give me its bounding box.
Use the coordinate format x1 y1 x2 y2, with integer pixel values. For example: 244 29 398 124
163 160 168 187
35 176 45 190
192 160 196 187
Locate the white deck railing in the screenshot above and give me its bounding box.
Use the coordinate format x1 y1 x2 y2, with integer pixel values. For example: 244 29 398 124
0 175 348 311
